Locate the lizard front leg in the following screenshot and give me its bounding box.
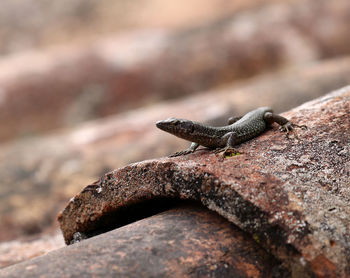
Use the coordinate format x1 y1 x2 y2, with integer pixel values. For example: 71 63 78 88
214 132 239 155
169 142 199 157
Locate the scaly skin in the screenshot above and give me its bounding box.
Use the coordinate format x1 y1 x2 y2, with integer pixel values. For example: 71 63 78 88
156 107 304 157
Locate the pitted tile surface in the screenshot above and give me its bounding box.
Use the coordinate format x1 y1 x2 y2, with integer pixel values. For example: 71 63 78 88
59 87 350 277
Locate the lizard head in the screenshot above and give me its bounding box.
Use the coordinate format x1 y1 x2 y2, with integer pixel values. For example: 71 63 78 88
156 118 195 138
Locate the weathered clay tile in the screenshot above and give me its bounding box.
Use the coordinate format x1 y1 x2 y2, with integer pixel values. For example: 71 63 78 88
2 205 287 277
59 87 350 277
1 0 350 142
1 57 350 244
0 233 64 269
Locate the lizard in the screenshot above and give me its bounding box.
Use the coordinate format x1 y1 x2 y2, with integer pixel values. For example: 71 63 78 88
156 106 306 157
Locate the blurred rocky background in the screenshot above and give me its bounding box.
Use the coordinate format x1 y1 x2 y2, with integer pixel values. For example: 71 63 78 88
1 0 350 269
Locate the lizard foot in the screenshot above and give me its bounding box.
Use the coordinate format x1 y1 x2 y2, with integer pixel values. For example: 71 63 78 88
214 147 240 157
279 122 307 138
293 123 307 130
169 149 194 157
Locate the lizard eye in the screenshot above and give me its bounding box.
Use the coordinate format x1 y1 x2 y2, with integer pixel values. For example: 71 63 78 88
172 119 180 125
165 118 179 125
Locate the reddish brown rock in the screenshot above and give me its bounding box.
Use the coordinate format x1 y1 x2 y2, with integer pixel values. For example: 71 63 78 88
58 87 350 277
0 233 64 269
1 57 350 243
1 0 350 142
1 204 286 277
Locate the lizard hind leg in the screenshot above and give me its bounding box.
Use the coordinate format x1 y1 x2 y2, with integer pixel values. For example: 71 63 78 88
280 123 307 139
227 116 243 125
264 111 307 138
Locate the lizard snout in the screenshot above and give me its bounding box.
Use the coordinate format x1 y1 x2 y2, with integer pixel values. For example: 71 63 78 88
156 118 180 131
156 120 166 130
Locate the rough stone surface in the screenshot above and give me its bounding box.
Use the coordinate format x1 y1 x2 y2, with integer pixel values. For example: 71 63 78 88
1 57 350 243
2 205 286 278
0 233 64 269
59 87 350 277
1 0 350 142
